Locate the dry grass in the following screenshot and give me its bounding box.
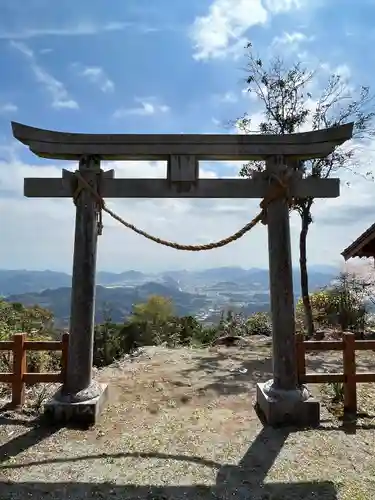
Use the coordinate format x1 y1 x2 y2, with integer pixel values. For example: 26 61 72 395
0 338 374 499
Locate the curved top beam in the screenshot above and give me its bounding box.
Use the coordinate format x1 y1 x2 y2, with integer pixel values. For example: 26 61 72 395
11 121 354 161
12 121 353 145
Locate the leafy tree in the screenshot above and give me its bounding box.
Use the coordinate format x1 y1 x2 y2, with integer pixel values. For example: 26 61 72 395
237 43 375 337
130 295 174 324
129 295 175 346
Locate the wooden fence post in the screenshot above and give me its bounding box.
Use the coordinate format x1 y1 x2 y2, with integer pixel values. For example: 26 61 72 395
61 333 69 384
343 333 357 414
12 333 26 407
295 333 306 384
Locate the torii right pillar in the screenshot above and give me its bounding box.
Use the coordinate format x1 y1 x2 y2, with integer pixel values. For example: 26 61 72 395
256 155 323 427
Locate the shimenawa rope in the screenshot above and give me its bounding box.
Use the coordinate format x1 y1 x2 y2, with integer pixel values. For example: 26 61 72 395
72 172 291 251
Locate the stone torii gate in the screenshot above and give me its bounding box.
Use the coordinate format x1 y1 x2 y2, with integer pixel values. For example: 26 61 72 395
11 121 353 427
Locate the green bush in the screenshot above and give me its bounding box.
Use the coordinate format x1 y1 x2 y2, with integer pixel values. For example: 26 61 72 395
246 312 272 336
93 321 127 367
190 325 218 346
214 310 251 338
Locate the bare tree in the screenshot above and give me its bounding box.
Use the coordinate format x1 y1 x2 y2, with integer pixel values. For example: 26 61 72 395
237 43 375 337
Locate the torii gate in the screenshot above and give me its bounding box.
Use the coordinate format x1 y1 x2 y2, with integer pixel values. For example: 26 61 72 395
11 121 353 427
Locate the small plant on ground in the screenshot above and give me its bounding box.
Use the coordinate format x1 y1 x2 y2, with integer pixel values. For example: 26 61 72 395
29 384 54 414
329 381 345 403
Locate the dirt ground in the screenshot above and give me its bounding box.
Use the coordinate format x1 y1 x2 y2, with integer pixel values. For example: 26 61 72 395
0 337 374 499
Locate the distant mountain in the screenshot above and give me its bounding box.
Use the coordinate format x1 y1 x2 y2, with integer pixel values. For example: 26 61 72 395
195 267 252 281
0 269 152 296
308 265 340 274
0 266 338 298
1 266 338 327
96 270 149 286
0 270 71 296
6 282 209 327
162 266 337 291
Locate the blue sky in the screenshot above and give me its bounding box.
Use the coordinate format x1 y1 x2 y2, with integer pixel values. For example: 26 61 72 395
0 0 375 273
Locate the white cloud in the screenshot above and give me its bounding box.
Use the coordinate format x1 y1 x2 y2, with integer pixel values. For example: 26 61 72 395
272 31 313 50
190 0 307 61
113 97 170 119
320 62 352 81
190 0 266 61
75 65 114 93
10 40 33 58
10 41 79 110
0 21 152 40
215 91 238 103
264 0 304 12
0 102 18 114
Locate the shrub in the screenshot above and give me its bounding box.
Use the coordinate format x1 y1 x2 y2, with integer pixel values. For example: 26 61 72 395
93 321 126 367
296 290 332 330
191 325 218 346
216 310 250 338
246 312 272 336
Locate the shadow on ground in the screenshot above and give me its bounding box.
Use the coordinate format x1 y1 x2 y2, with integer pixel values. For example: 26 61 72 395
0 415 338 499
178 347 375 402
0 415 60 465
179 349 273 397
0 480 338 500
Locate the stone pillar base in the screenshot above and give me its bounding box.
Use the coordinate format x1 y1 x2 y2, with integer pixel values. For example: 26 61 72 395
44 383 109 427
256 380 320 428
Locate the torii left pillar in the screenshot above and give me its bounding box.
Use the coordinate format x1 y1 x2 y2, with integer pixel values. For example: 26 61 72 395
45 156 109 426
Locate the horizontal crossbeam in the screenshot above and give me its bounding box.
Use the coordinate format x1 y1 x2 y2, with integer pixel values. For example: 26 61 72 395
24 176 340 199
12 121 354 161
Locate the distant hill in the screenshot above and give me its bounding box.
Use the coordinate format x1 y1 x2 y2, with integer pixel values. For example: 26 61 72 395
6 283 209 327
0 270 71 296
1 266 337 327
96 270 150 286
0 266 338 297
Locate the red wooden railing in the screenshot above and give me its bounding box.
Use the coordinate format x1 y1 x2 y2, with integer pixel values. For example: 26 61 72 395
296 332 375 413
0 332 69 407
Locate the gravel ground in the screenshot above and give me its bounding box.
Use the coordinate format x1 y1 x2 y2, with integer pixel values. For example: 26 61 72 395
0 339 374 499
